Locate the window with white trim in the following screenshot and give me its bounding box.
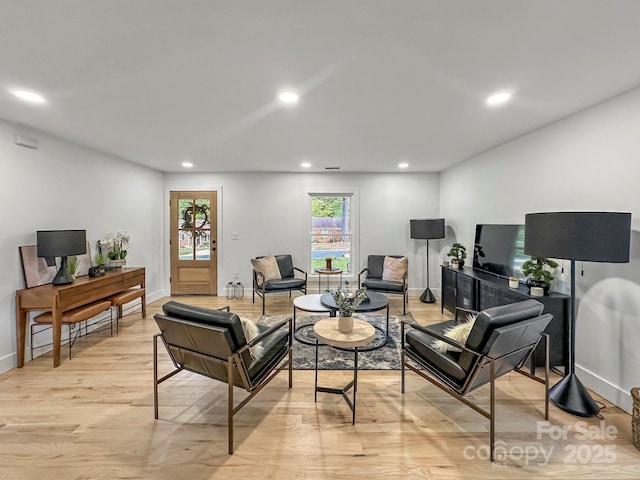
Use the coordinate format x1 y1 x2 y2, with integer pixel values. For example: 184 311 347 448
307 191 357 275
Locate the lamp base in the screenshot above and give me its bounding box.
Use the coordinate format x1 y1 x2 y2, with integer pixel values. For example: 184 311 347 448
550 372 600 417
52 256 75 285
419 288 436 304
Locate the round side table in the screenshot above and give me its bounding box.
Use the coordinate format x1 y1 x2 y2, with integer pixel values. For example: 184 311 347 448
314 268 343 293
320 291 390 351
313 318 375 424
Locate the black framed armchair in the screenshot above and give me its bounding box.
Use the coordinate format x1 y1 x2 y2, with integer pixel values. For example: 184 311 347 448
401 299 552 461
153 301 292 454
358 255 408 314
251 254 307 314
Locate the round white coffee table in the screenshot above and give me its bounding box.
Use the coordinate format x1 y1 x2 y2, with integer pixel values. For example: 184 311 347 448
313 318 375 425
292 294 331 345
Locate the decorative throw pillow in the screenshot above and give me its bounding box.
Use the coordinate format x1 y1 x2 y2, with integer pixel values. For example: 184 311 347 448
382 256 408 282
251 254 281 287
240 317 264 360
431 314 477 354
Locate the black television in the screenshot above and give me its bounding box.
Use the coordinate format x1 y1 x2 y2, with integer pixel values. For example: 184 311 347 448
473 224 528 281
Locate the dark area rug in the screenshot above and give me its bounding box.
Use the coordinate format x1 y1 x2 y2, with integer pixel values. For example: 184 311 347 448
258 312 414 370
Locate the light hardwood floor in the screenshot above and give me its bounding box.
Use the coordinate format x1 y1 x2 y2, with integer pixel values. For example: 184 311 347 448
1 293 638 479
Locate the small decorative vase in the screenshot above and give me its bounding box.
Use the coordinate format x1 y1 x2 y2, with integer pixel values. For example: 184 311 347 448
108 258 126 269
326 257 332 269
530 286 545 297
450 259 459 269
338 316 353 334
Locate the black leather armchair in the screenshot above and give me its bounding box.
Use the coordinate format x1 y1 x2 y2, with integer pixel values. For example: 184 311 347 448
252 254 307 314
153 301 292 454
358 255 408 314
401 299 552 461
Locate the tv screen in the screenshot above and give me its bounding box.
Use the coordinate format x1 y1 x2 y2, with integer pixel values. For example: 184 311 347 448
473 224 528 281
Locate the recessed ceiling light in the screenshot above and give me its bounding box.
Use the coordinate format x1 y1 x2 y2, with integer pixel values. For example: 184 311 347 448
301 162 311 168
278 91 299 104
486 91 512 106
398 162 409 169
181 162 193 168
11 89 46 104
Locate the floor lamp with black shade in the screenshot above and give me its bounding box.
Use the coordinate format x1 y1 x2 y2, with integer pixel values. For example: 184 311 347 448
410 218 445 303
525 212 631 417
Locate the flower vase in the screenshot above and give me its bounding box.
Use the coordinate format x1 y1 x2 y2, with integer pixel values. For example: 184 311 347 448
338 316 353 334
108 258 126 269
326 258 332 269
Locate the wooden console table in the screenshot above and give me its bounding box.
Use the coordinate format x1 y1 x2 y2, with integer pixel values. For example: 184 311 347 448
15 267 145 368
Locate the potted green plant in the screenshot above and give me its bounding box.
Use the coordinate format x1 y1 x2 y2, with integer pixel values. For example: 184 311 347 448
332 282 367 333
447 243 467 269
522 256 558 294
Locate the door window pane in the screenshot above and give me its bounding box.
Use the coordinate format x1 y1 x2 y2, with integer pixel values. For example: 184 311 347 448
177 198 211 261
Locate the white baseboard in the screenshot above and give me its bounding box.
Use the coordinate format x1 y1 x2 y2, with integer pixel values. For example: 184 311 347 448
576 364 632 414
408 287 442 299
0 352 16 374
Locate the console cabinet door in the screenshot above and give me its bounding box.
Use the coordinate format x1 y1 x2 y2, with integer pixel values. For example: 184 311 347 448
455 274 476 310
478 282 526 310
478 281 568 368
441 267 476 314
441 268 457 313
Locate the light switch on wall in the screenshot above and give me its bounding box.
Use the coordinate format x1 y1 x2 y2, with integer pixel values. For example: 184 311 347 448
231 232 239 240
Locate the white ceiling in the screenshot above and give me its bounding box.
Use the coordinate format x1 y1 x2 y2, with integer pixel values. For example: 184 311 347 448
2 1 640 173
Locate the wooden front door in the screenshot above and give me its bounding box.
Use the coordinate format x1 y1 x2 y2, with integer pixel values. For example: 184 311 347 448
170 191 218 295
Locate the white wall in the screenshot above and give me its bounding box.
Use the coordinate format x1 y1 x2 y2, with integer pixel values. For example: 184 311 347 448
439 86 640 413
163 172 441 294
0 119 165 372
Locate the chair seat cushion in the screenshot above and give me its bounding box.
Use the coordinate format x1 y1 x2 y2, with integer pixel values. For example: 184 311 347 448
405 321 467 383
248 324 290 383
264 278 306 291
362 278 404 292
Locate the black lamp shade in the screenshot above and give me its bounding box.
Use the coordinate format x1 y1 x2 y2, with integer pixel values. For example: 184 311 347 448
37 230 87 258
525 212 631 263
410 218 445 240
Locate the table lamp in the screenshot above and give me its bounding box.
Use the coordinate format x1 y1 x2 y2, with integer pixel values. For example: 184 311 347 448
525 212 631 417
410 218 445 303
37 230 87 285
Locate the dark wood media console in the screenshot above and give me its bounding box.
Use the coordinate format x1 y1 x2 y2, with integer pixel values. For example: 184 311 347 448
440 265 569 368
